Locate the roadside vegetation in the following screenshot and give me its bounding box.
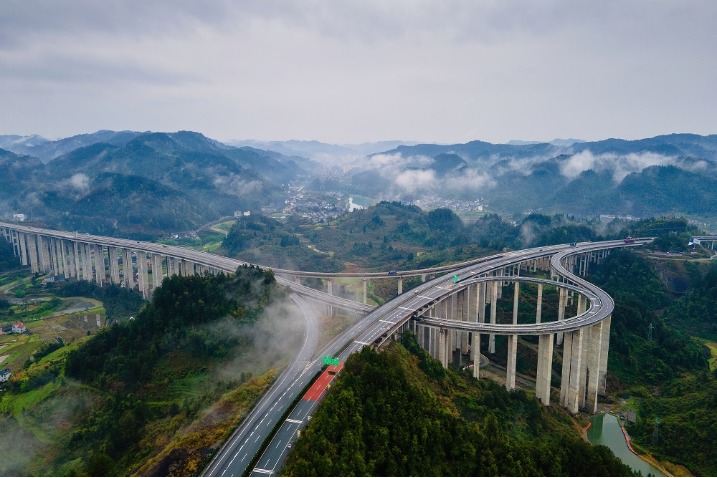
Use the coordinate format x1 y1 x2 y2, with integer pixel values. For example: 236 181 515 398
0 265 294 476
283 335 634 477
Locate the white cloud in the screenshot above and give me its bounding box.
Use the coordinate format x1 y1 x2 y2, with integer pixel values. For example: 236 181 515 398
560 151 680 182
394 169 436 193
69 173 90 194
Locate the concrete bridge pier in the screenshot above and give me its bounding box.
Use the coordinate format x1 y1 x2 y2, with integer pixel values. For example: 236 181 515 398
397 277 403 295
82 243 92 281
438 328 448 368
472 331 481 379
108 247 121 284
536 283 543 323
556 287 566 345
362 278 368 304
17 232 28 266
598 315 611 395
93 244 105 286
27 234 39 273
563 328 585 414
535 334 554 405
124 249 135 289
152 254 164 289
506 334 518 390
584 320 604 413
489 281 498 354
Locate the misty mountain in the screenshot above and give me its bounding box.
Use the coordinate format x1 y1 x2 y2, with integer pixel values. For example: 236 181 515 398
0 148 45 211
0 130 312 238
0 130 142 162
227 139 418 163
57 173 213 239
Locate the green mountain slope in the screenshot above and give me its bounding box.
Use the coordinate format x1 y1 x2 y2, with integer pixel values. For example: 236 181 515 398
283 337 633 477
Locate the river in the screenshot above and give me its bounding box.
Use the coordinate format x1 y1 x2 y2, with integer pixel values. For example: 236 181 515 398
587 413 664 476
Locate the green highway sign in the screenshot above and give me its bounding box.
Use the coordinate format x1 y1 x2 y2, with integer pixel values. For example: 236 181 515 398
452 274 459 283
322 356 340 366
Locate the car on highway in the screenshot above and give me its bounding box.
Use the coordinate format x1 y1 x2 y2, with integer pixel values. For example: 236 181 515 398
388 270 397 275
624 236 635 244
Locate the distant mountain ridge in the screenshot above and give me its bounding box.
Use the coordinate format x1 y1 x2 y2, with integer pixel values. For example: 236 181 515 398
2 129 717 235
0 130 311 238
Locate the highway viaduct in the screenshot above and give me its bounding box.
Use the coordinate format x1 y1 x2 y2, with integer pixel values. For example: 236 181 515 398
0 221 651 475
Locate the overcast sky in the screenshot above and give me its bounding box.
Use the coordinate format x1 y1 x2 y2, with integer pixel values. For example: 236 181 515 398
1 0 715 144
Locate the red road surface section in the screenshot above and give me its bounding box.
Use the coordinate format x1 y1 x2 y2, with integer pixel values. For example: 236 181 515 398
303 364 344 401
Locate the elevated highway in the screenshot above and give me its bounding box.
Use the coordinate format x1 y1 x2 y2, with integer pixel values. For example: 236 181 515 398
0 220 652 476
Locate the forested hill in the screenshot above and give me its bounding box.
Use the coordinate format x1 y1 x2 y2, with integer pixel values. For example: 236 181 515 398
588 251 716 475
2 266 287 476
283 335 633 477
221 203 627 273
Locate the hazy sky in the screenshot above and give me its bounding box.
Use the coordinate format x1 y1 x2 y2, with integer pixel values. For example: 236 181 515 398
2 0 715 144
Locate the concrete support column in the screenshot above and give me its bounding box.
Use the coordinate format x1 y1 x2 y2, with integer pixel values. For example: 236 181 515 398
397 277 403 295
459 290 469 355
27 234 39 273
136 251 149 298
566 329 584 414
362 278 368 304
60 240 69 277
54 239 65 276
585 321 604 413
578 326 590 409
598 315 611 395
124 249 135 288
477 282 485 324
61 240 69 278
536 334 554 405
93 244 104 286
512 282 520 324
556 287 566 345
10 230 19 257
559 331 573 406
438 329 448 368
108 248 121 284
73 241 81 279
17 232 28 266
536 283 543 324
37 235 48 273
82 243 92 281
489 281 498 354
152 254 164 289
472 332 481 379
506 334 518 391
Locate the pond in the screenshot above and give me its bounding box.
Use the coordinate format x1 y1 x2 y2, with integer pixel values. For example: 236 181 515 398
587 413 664 477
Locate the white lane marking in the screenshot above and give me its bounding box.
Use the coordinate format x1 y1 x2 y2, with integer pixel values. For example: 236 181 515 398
418 295 433 300
398 306 414 311
252 468 273 474
285 418 302 424
379 320 394 324
354 340 370 345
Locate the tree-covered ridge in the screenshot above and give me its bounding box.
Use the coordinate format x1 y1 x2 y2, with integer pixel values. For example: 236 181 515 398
589 251 707 385
222 204 633 272
663 261 717 340
283 335 633 477
587 250 717 475
0 267 281 476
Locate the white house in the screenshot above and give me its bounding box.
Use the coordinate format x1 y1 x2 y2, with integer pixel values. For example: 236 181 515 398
0 369 11 383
